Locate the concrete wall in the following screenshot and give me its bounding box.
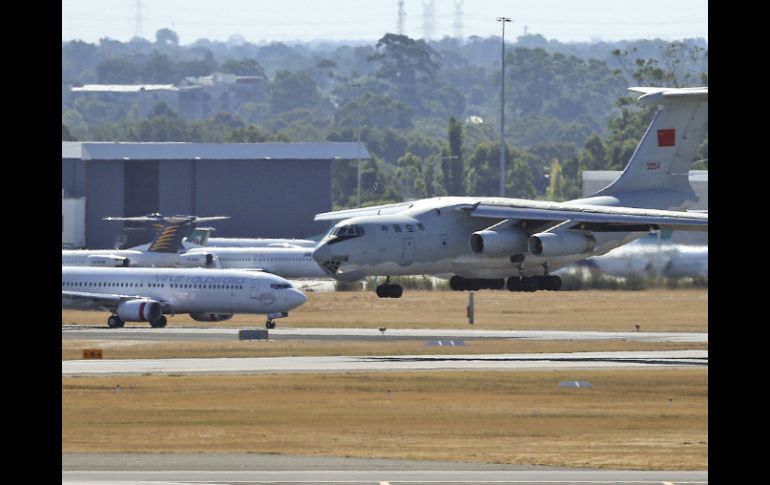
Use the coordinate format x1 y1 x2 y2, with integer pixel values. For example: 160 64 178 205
62 195 86 248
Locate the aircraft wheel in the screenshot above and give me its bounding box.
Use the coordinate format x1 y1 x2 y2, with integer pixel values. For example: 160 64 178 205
506 277 522 292
108 315 124 328
546 275 562 291
266 320 276 329
449 276 465 291
388 284 403 298
376 285 386 298
150 315 167 328
522 277 539 292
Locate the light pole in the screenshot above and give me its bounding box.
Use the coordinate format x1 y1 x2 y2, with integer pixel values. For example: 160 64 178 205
351 82 362 207
497 16 512 197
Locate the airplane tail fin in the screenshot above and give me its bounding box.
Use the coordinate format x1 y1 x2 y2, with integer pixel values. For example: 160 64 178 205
147 220 193 253
594 87 707 199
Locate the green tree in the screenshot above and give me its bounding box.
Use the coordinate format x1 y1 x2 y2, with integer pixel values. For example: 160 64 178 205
395 152 426 200
222 58 266 77
270 70 320 114
155 28 179 47
445 116 464 195
62 124 76 141
546 159 567 201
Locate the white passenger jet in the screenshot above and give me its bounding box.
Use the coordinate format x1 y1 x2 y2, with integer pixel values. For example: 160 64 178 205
62 266 307 328
184 246 329 279
184 227 318 249
312 86 709 297
62 215 228 267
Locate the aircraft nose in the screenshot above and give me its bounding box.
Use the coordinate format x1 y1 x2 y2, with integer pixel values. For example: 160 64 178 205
312 242 331 265
288 288 308 309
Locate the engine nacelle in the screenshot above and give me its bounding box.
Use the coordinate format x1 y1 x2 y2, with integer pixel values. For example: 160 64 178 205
179 252 214 267
470 228 528 255
189 312 233 322
528 231 596 257
87 255 129 267
116 299 162 322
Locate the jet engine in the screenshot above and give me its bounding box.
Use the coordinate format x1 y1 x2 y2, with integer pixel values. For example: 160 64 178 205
469 227 528 255
189 312 233 322
528 231 596 257
116 299 162 322
87 255 130 267
179 252 214 267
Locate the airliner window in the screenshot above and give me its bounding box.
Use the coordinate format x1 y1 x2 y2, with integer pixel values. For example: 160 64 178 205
405 224 414 232
417 223 425 231
381 225 389 232
393 224 402 232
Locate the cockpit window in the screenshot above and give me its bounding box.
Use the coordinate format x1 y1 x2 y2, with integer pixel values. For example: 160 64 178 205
271 283 292 289
333 224 365 237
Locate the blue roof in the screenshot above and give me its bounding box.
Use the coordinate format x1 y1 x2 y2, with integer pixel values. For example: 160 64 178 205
63 142 370 161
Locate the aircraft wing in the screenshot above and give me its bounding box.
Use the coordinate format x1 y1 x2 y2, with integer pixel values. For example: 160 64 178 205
469 203 708 232
62 291 172 313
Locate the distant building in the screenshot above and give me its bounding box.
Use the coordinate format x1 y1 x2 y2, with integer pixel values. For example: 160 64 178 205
67 84 181 118
582 170 708 245
62 72 269 121
62 142 370 249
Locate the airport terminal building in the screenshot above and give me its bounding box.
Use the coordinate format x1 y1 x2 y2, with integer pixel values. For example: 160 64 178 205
62 142 370 249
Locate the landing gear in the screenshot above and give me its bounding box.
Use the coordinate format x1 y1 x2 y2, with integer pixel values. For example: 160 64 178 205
506 275 561 292
266 319 276 329
107 315 125 328
376 277 403 298
450 276 505 291
150 315 167 328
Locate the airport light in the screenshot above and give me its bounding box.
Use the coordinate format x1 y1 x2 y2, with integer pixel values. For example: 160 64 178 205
497 16 512 197
351 81 362 207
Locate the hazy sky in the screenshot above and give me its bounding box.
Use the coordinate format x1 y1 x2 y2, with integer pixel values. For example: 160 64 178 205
62 0 708 44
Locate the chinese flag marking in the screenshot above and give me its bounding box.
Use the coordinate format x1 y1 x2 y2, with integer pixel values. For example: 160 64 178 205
657 129 675 147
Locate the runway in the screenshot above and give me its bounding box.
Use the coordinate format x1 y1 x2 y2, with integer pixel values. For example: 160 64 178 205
62 349 707 376
61 325 708 344
62 453 708 484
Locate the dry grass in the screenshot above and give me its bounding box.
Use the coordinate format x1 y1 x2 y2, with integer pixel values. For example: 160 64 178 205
61 338 707 361
62 289 708 333
62 369 707 470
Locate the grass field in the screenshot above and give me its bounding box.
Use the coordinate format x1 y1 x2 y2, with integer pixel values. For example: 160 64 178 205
62 288 708 333
62 369 707 470
61 288 707 469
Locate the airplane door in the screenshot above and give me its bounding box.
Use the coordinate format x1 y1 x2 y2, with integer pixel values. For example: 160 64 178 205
401 237 415 266
250 279 260 299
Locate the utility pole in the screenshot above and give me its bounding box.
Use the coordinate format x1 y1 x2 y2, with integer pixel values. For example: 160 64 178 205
497 17 512 197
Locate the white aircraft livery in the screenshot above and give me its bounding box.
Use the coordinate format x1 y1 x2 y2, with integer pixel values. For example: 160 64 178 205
311 87 708 298
184 227 318 249
183 246 329 279
62 215 229 268
62 266 307 328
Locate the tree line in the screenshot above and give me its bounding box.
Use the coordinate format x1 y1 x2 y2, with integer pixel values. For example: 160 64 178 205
63 31 707 209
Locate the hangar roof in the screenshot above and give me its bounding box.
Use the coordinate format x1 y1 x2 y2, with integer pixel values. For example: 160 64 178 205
63 142 370 161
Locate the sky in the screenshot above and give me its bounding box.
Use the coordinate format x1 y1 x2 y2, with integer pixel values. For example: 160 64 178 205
62 0 708 45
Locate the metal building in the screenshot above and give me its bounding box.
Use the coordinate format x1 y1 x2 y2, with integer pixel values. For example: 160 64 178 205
62 142 370 249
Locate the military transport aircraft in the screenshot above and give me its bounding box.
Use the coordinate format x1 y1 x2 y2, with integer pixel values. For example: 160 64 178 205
311 86 708 298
